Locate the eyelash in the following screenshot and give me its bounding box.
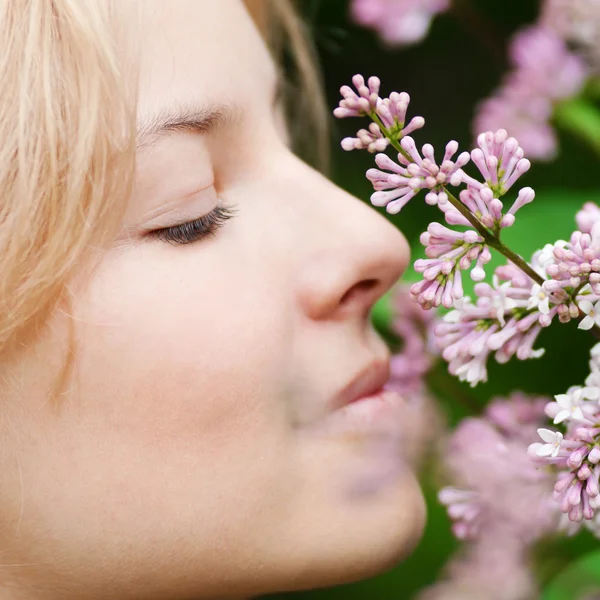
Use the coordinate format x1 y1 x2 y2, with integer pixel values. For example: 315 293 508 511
150 205 237 246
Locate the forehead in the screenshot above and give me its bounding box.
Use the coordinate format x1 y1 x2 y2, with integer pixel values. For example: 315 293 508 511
136 0 276 121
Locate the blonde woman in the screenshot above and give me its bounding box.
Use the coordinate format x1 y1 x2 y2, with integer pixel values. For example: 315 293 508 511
0 1 425 598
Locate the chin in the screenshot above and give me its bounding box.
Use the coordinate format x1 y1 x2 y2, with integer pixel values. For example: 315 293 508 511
275 469 426 595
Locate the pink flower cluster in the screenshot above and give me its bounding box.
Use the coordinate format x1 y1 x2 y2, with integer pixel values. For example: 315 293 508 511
417 533 537 600
474 25 588 161
433 266 546 387
350 0 450 47
541 0 600 67
334 80 536 311
334 76 600 392
334 75 424 153
439 393 556 542
529 343 600 531
430 201 600 386
429 393 556 599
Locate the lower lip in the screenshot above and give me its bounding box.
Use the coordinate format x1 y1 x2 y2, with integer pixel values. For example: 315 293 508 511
310 389 406 438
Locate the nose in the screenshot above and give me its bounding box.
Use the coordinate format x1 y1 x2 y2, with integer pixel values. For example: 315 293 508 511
293 161 410 322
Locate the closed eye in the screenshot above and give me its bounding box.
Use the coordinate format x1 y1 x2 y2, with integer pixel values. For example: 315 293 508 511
149 204 237 246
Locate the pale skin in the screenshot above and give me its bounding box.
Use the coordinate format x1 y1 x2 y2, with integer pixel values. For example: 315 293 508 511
0 1 425 599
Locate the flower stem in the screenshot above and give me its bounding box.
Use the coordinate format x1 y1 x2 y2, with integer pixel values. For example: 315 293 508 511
442 187 545 285
372 114 414 163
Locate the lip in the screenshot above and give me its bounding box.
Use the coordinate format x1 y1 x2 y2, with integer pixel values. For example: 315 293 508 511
331 359 392 412
302 358 406 439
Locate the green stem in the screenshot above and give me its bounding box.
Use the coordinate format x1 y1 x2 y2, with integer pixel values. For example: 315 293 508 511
443 188 600 338
369 112 414 163
442 187 545 285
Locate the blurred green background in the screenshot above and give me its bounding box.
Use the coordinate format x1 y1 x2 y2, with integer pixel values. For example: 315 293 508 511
267 1 600 598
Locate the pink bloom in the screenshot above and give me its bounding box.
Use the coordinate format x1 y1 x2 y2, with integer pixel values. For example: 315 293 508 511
528 371 600 529
541 0 600 66
485 392 548 441
411 223 485 308
334 76 425 152
367 138 469 214
473 26 588 161
442 405 557 543
434 264 546 387
417 531 538 600
350 0 450 47
334 74 381 119
576 202 600 235
580 300 600 330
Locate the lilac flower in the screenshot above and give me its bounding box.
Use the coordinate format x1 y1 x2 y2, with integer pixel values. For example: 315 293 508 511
334 76 425 152
411 223 486 308
341 122 389 153
417 531 538 600
587 343 600 388
432 397 556 600
534 428 564 457
334 74 381 118
438 487 484 541
473 25 588 161
485 392 549 441
539 220 600 322
541 0 600 67
350 0 450 47
528 358 600 528
461 130 532 197
527 283 551 313
448 130 535 230
376 91 426 136
367 138 469 214
576 202 600 235
440 400 557 544
552 393 585 424
580 300 600 330
546 386 600 423
433 265 545 386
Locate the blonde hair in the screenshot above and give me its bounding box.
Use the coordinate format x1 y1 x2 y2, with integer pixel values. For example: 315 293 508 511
265 0 330 173
0 0 326 365
0 0 136 360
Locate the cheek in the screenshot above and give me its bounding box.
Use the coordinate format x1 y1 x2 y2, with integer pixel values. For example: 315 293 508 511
64 244 295 503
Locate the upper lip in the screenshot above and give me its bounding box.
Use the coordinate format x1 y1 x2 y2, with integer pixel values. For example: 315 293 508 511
331 358 391 411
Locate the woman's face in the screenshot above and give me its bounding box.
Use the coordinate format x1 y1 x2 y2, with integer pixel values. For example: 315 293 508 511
1 1 424 598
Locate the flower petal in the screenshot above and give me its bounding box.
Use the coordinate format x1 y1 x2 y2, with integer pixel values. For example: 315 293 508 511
536 444 554 457
538 428 560 443
579 315 595 330
553 410 569 424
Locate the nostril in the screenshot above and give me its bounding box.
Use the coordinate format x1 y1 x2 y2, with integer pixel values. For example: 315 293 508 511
340 278 379 306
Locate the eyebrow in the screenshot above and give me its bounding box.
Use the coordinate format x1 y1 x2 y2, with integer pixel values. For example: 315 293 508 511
136 103 240 150
137 72 285 150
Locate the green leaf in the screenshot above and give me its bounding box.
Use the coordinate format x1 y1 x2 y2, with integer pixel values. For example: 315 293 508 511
542 549 600 600
554 97 600 162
